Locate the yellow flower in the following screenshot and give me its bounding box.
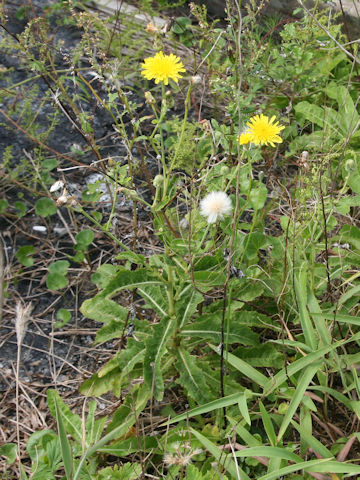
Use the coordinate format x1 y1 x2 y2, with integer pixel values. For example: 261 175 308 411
141 51 185 85
238 114 285 147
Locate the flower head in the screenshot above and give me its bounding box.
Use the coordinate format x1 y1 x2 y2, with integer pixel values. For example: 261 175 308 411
200 191 232 224
141 51 185 85
238 114 285 147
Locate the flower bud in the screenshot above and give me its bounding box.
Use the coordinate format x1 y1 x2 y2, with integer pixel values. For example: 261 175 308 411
220 165 229 176
145 22 158 34
153 174 164 188
345 158 356 173
191 74 202 85
144 91 155 104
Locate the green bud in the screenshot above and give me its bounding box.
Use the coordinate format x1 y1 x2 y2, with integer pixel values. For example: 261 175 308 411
220 165 229 176
278 402 289 415
153 174 164 188
345 158 356 173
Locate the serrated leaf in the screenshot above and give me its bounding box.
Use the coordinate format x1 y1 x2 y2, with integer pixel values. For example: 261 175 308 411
180 314 259 346
144 317 177 400
176 286 203 329
176 347 213 404
79 369 122 397
233 344 283 368
81 298 128 324
91 264 118 288
96 463 142 480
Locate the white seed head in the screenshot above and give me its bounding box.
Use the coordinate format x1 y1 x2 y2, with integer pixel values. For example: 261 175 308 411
200 191 232 224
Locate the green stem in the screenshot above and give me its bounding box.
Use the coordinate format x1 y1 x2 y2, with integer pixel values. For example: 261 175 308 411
169 83 192 173
75 205 132 253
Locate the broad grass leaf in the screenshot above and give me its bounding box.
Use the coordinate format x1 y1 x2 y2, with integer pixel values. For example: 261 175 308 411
291 420 332 459
294 262 317 351
52 392 74 479
190 427 250 480
165 392 246 425
259 401 276 446
234 446 303 463
276 363 320 442
47 390 82 444
209 344 268 388
98 436 158 456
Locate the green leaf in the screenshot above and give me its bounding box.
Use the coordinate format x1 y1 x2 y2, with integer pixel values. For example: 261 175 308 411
75 229 94 247
190 428 250 480
79 370 122 397
249 182 267 210
235 446 302 463
233 344 283 368
46 273 67 291
81 298 128 324
144 316 177 400
181 314 258 345
42 158 58 171
238 390 251 425
35 197 57 217
176 347 213 404
91 264 118 288
173 16 192 34
96 463 142 480
49 260 70 275
55 308 71 329
294 262 317 351
291 420 332 459
165 392 248 425
277 363 320 442
53 392 73 479
0 443 17 464
15 245 35 267
176 286 203 329
0 199 8 213
47 390 82 444
14 200 27 217
85 400 107 446
259 401 277 446
209 344 268 388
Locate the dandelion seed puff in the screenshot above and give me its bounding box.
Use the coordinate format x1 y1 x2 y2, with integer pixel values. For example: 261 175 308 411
200 191 232 224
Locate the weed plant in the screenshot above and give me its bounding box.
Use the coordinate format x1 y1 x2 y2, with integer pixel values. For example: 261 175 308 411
0 0 360 479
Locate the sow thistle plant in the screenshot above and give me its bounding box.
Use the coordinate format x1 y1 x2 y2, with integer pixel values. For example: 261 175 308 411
3 3 360 480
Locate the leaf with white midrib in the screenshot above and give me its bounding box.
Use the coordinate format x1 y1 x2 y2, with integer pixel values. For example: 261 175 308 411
144 317 177 400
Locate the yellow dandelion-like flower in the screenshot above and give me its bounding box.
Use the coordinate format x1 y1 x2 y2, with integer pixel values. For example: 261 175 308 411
141 51 185 85
238 114 285 147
